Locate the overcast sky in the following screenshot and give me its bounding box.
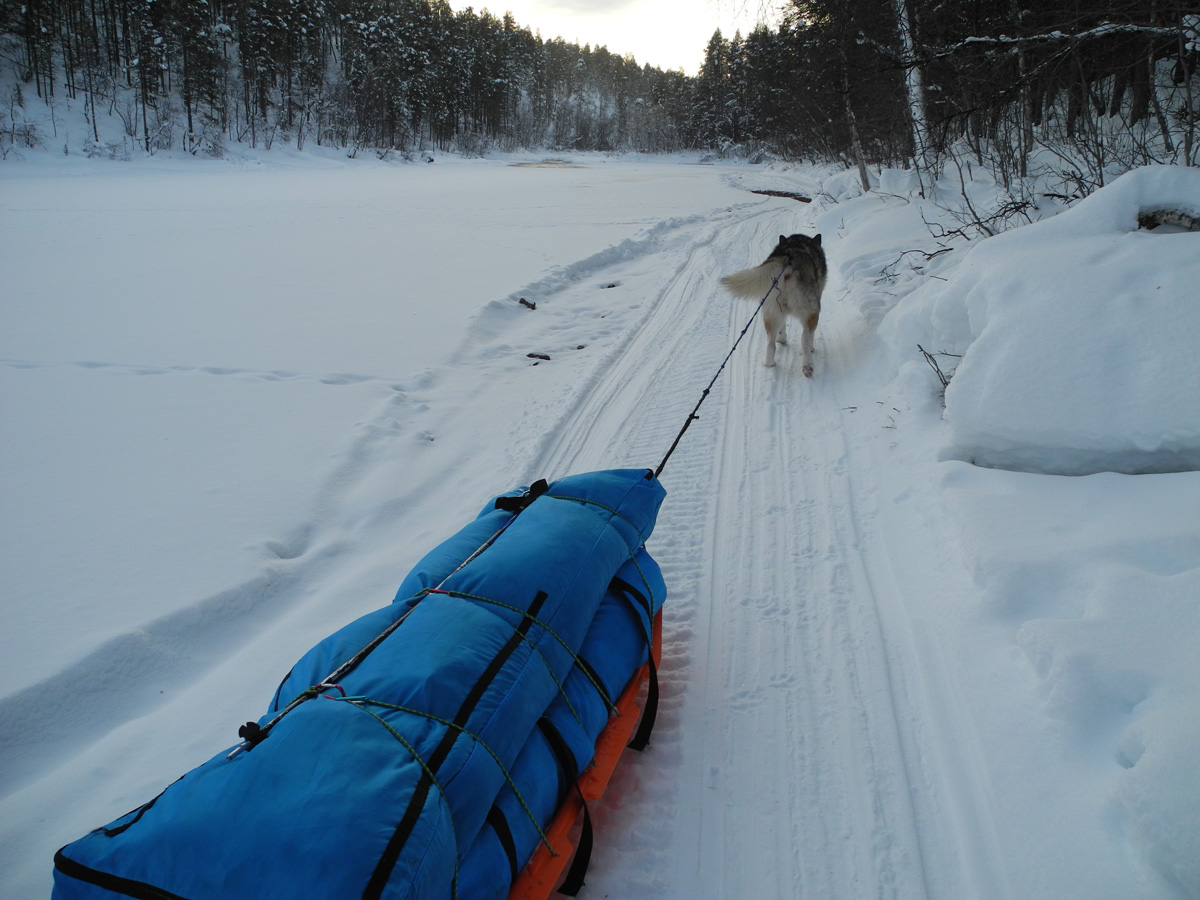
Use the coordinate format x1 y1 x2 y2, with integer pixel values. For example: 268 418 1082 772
450 0 782 75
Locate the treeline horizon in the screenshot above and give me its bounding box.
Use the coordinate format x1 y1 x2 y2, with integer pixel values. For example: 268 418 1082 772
3 0 1197 191
4 0 699 157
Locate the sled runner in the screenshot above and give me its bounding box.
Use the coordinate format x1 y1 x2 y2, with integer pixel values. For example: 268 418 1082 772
52 469 666 900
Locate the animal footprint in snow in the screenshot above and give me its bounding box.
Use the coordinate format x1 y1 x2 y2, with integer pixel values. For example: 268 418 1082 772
740 594 780 618
768 672 801 691
320 373 371 385
728 686 766 712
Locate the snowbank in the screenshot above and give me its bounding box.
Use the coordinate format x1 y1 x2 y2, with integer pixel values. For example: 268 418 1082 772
943 464 1200 897
881 165 1200 476
568 159 1199 899
820 162 1198 898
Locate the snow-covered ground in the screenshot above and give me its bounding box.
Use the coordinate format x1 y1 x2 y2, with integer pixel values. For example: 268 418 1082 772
1 150 1196 900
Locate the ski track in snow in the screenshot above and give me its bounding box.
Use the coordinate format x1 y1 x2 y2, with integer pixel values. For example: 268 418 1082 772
6 184 1006 899
494 201 1008 900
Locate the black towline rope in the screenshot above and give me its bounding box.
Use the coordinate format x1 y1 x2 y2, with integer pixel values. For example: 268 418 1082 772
234 266 779 748
654 269 783 479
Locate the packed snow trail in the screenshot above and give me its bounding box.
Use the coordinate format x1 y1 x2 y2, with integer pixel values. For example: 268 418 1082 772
518 200 1007 900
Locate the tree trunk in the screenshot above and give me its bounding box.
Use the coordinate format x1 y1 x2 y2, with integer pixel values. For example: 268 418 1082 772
839 53 870 193
1180 22 1196 164
1146 1 1174 153
891 0 930 194
1011 0 1034 178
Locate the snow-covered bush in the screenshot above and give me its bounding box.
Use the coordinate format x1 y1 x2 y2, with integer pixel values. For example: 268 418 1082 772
881 164 1200 476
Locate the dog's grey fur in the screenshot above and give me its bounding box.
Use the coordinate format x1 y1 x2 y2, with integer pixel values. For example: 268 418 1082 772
721 233 827 376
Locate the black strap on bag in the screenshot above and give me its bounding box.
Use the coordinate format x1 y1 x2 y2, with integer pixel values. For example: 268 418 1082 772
556 785 593 897
535 718 592 896
537 717 580 806
487 806 521 884
627 655 658 752
610 576 659 751
494 479 549 512
365 591 550 899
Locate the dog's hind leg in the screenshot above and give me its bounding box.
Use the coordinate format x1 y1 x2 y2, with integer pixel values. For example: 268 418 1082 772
800 311 819 377
762 309 784 367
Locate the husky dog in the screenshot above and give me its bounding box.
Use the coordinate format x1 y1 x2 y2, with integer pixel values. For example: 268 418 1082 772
721 233 827 376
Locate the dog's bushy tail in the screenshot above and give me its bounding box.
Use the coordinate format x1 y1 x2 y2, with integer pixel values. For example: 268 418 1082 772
720 262 782 299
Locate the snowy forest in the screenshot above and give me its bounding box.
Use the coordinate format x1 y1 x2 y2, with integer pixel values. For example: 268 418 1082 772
3 0 1197 185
